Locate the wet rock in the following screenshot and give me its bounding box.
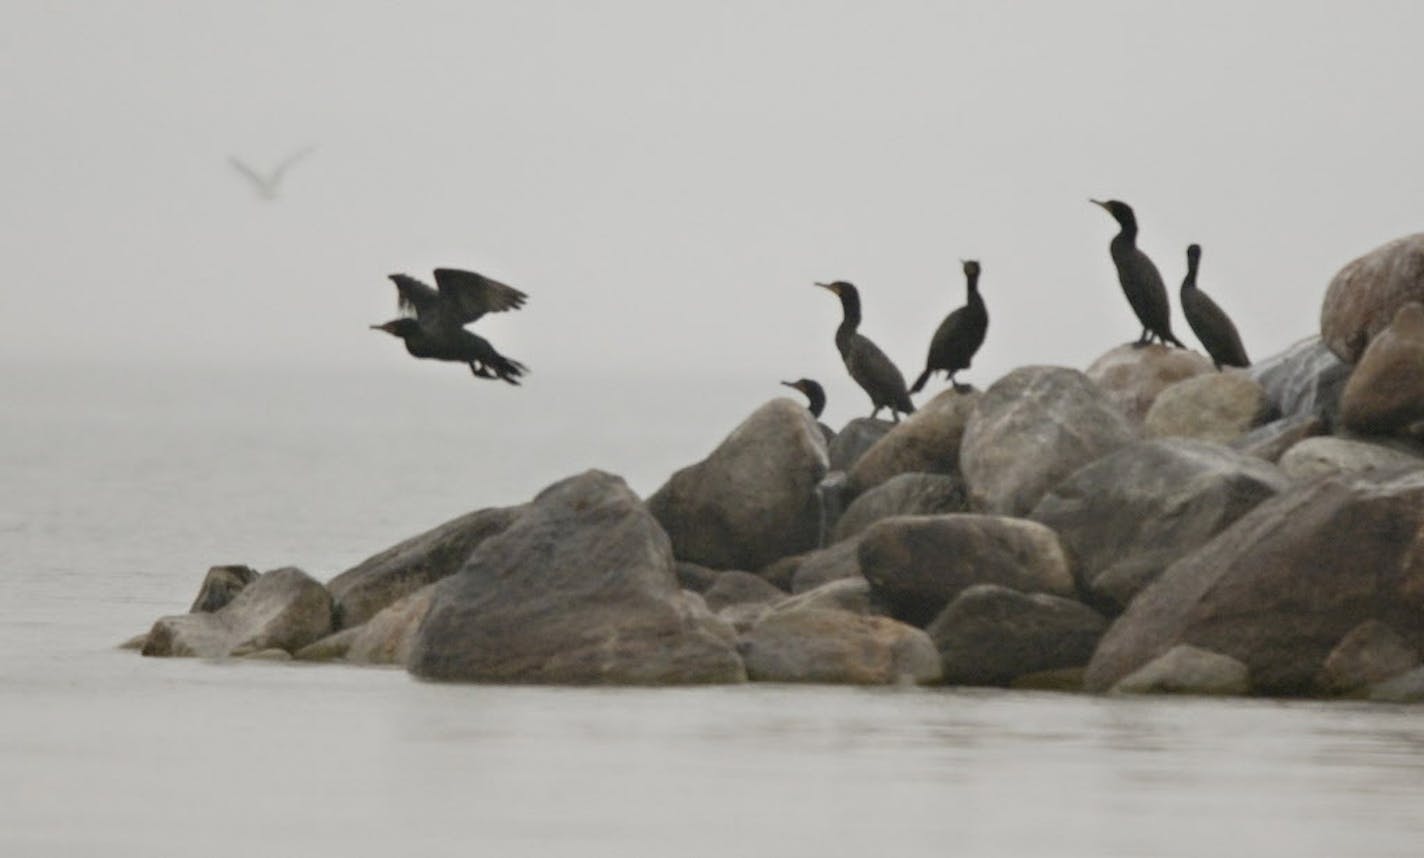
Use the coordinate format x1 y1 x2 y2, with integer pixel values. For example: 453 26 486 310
832 472 967 542
1321 232 1424 363
346 585 440 666
326 505 524 629
1030 439 1288 612
1340 302 1424 436
926 584 1107 686
1084 470 1424 695
829 418 894 472
143 567 334 658
1085 343 1214 422
1143 372 1273 444
961 366 1138 516
1249 337 1350 427
772 577 888 618
293 627 358 662
1278 436 1424 481
1011 668 1086 692
410 470 745 684
117 634 148 651
1316 620 1420 697
675 562 722 593
648 399 829 570
1369 666 1424 703
785 539 864 594
1109 645 1250 696
845 389 980 497
1231 414 1325 463
738 609 941 685
240 648 292 662
703 571 786 612
188 565 259 613
858 514 1073 627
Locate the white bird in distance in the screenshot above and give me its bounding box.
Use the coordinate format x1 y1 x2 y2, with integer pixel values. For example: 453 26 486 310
228 146 316 200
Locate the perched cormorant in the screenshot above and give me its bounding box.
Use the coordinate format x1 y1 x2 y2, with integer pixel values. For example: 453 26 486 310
814 281 916 422
1180 244 1250 370
910 260 988 394
372 268 528 384
1091 199 1185 348
781 378 827 418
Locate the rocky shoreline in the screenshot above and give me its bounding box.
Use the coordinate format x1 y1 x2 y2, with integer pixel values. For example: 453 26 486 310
127 232 1424 702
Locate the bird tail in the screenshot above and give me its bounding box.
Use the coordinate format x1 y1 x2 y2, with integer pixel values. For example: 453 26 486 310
486 351 528 386
909 368 932 394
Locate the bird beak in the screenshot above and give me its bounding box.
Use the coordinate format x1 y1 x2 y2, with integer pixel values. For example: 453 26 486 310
1089 199 1108 210
814 282 836 293
780 380 796 389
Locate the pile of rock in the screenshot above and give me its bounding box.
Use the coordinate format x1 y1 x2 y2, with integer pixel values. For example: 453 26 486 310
130 232 1424 701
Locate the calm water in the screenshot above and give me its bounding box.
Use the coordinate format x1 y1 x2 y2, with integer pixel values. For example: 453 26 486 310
4 363 1424 857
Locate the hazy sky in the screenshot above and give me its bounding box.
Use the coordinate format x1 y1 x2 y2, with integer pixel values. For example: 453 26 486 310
4 0 1423 399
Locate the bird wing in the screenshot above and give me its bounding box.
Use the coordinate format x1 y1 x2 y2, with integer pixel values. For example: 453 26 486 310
432 268 528 325
228 157 274 192
270 146 316 183
1183 288 1250 366
388 274 441 319
848 334 913 409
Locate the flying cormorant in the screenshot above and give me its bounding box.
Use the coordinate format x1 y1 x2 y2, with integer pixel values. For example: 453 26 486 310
910 259 988 394
1180 244 1250 370
815 281 916 422
372 268 528 384
781 378 827 418
1091 199 1185 348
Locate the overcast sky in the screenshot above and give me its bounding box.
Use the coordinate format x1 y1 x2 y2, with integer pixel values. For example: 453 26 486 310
4 1 1423 396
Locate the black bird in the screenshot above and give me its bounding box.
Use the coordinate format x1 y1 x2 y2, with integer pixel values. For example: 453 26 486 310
372 268 528 384
780 378 827 418
1091 199 1185 348
910 259 988 394
814 281 916 422
1180 244 1250 370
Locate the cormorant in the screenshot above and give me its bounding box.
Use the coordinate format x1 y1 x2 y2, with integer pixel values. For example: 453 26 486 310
1180 244 1250 370
1091 199 1185 348
781 378 827 418
372 268 528 384
814 281 916 422
910 259 988 393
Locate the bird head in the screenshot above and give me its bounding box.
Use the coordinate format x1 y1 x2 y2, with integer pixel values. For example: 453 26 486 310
371 318 419 338
1186 244 1202 263
1090 198 1137 229
814 281 856 297
961 260 981 280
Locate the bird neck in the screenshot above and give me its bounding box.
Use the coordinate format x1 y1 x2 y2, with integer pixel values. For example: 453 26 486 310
805 387 826 418
1113 214 1139 244
965 269 981 297
1183 255 1200 290
834 290 862 352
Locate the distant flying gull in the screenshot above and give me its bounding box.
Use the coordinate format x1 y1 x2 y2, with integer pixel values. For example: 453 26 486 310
227 147 316 200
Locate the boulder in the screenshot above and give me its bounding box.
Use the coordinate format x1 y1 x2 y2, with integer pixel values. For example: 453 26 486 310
142 567 333 658
674 562 722 593
1085 343 1214 422
1321 232 1424 363
960 366 1138 516
858 514 1074 627
1030 439 1289 612
703 571 786 612
1084 470 1424 695
1278 436 1424 482
346 585 440 666
785 539 864 594
926 584 1107 686
1248 337 1350 427
1231 414 1325 462
648 399 829 570
832 473 967 543
409 470 745 684
738 609 942 685
771 577 888 618
1110 645 1251 696
1369 666 1424 703
1315 620 1420 696
326 505 524 629
828 418 894 471
188 565 259 613
1340 302 1424 436
845 389 980 497
1143 372 1273 443
293 628 357 662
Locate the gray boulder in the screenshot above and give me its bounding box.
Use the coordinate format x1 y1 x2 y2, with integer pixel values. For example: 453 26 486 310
1248 337 1350 428
674 562 722 593
188 565 259 613
772 578 888 618
648 399 829 570
1340 302 1424 436
858 514 1073 627
1321 232 1424 363
845 389 980 497
409 470 745 684
1084 469 1424 695
829 418 894 472
1231 414 1325 462
143 567 333 658
326 505 524 629
832 472 967 542
1110 645 1251 696
1316 620 1420 696
1143 372 1273 444
738 609 942 685
961 366 1138 515
926 584 1107 686
783 539 864 594
1278 436 1424 482
703 571 786 612
1369 666 1424 703
1085 343 1214 422
1030 439 1289 612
